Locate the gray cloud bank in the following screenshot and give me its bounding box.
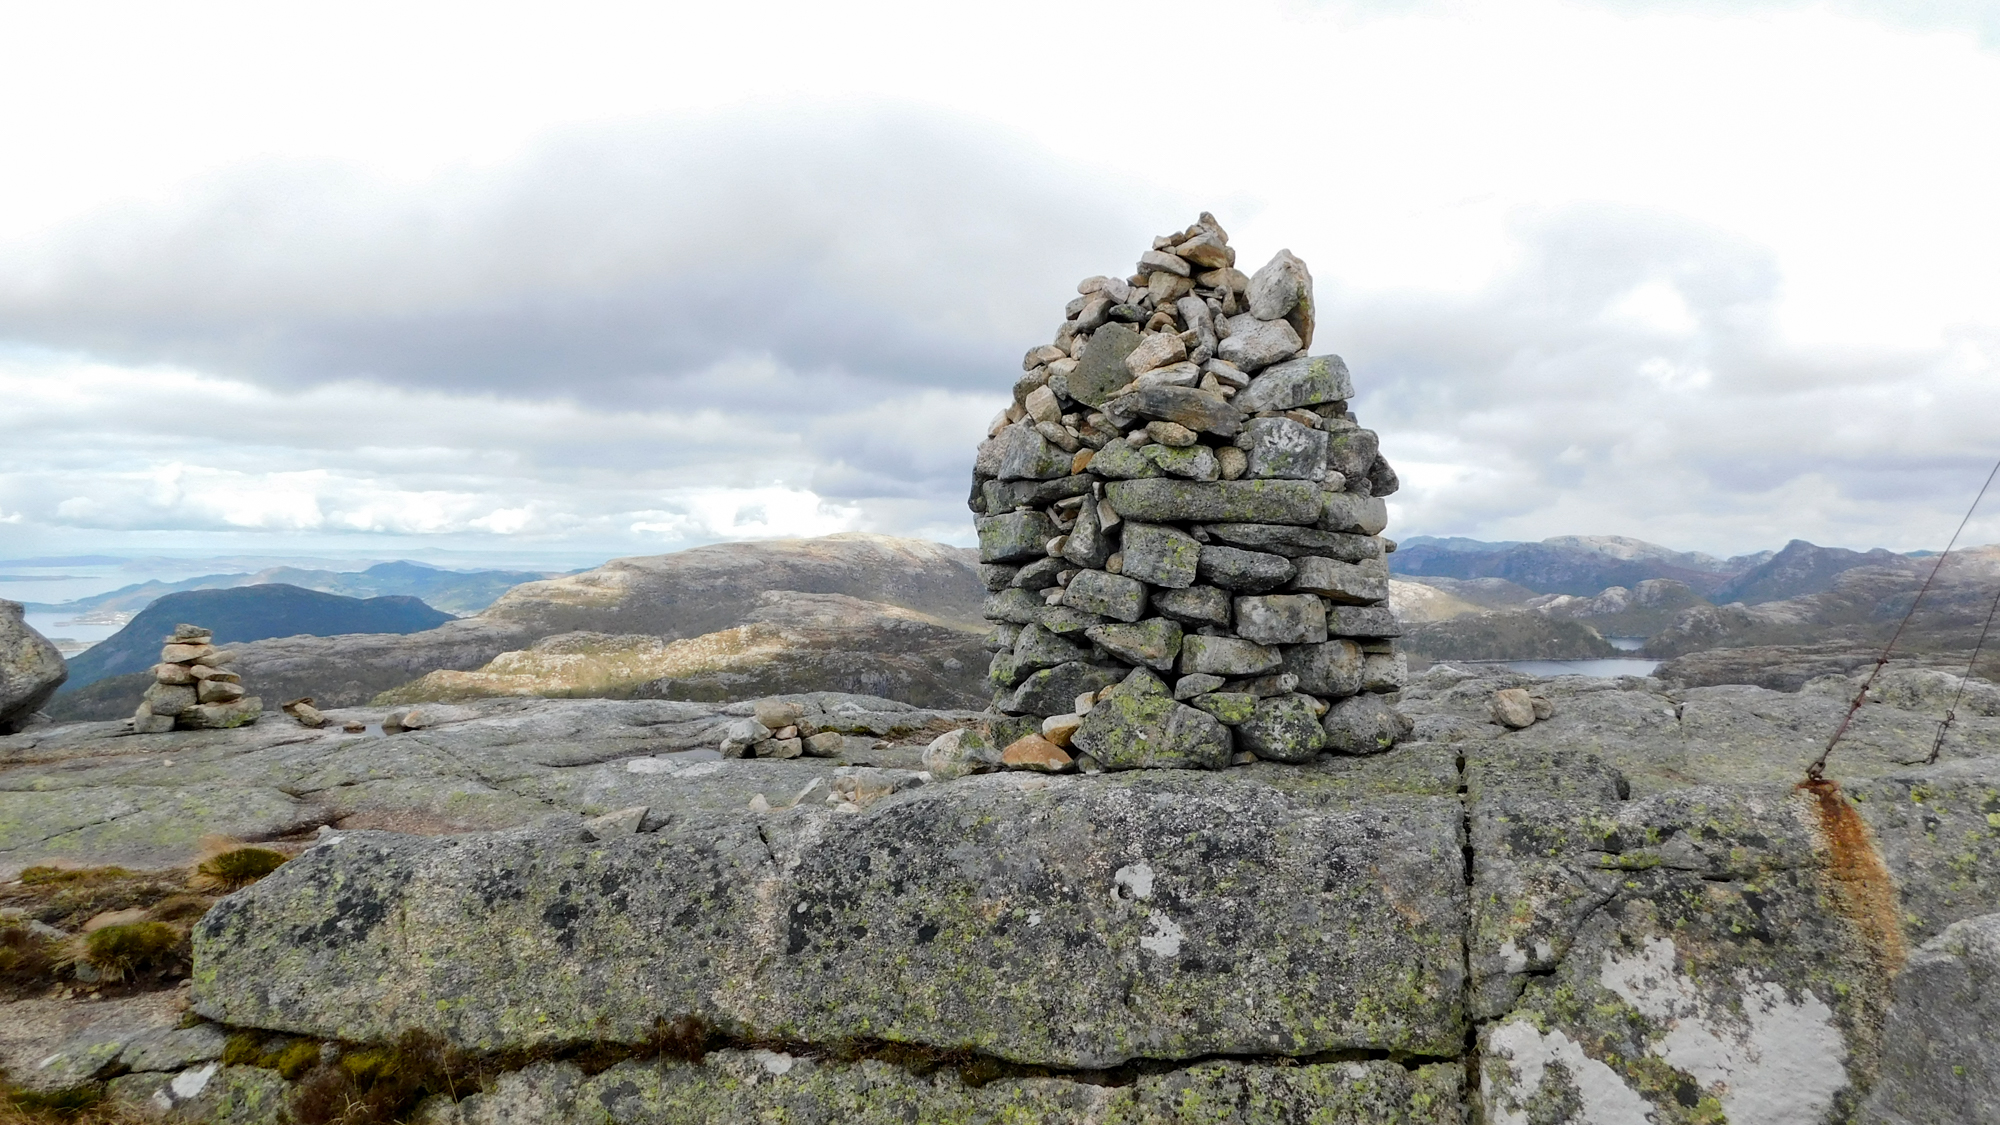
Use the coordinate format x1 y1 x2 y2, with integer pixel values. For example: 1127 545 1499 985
1 104 1993 558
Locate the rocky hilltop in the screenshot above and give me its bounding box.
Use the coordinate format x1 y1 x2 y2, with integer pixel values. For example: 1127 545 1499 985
44 535 991 720
5 662 1998 1123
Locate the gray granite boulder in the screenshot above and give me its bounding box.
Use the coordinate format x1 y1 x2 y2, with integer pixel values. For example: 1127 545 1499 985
1863 912 2000 1125
193 767 1468 1069
0 599 66 734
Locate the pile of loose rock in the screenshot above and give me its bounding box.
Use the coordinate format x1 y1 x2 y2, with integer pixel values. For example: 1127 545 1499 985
132 624 261 733
968 214 1410 771
717 699 849 759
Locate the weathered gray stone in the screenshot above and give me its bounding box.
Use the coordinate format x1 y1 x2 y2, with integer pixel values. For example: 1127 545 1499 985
1060 498 1112 570
1179 635 1283 677
1084 618 1183 672
198 678 246 704
979 564 1021 592
976 510 1059 564
193 773 1468 1069
1197 545 1297 593
1173 672 1227 700
1011 555 1064 591
1235 694 1328 763
1325 426 1381 481
181 697 261 730
1070 680 1233 771
1141 441 1220 481
1104 384 1244 438
1008 661 1125 716
1247 249 1310 321
994 423 1073 481
1119 523 1202 589
1236 415 1327 480
1192 690 1261 726
1235 355 1352 413
1150 585 1232 629
1329 606 1403 638
1234 672 1302 699
1234 595 1329 646
131 703 175 733
1139 249 1191 277
0 600 66 734
1177 294 1218 356
1067 323 1144 407
1217 314 1302 372
1864 912 2000 1125
921 728 1001 780
143 681 198 717
418 1053 1464 1125
1124 330 1187 375
981 473 1093 514
1202 523 1385 562
1361 651 1407 693
119 1023 230 1073
1083 438 1163 480
1491 688 1537 729
982 587 1043 624
1319 490 1390 535
1173 231 1234 270
1291 556 1388 604
1322 693 1410 755
1012 624 1092 675
1105 478 1322 526
1061 569 1147 623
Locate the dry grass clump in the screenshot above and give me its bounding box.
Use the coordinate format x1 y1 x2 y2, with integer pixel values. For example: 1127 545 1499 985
0 1082 151 1124
191 847 288 893
16 868 132 887
221 1033 324 1081
62 922 184 984
1 867 189 936
290 1032 469 1125
0 922 60 994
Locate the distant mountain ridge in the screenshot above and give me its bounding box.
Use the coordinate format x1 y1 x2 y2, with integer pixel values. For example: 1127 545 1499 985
1390 535 1769 597
46 534 991 720
1708 539 1919 605
56 585 455 692
28 559 554 617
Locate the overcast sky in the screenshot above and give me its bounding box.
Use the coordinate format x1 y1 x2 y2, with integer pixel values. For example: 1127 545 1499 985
2 0 1997 564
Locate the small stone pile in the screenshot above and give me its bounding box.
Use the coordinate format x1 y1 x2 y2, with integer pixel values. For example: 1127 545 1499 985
132 624 261 733
717 699 849 759
969 213 1411 771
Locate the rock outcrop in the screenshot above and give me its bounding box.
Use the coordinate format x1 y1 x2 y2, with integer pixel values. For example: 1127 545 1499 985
6 660 2000 1121
47 535 990 719
379 591 989 710
0 599 66 734
972 215 1408 769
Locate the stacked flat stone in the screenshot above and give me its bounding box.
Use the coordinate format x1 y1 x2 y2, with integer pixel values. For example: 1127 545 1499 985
131 623 262 733
970 214 1411 770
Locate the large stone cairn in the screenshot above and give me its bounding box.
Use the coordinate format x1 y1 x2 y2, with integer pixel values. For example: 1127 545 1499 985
970 214 1410 771
132 623 261 733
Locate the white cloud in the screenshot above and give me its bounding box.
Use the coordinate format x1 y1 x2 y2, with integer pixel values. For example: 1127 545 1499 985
0 1 1998 560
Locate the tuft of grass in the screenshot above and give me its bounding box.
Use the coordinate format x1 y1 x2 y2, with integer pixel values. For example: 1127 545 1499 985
290 1031 469 1125
69 922 183 983
0 1079 150 1124
18 867 133 888
191 848 288 893
0 923 60 995
2 868 184 936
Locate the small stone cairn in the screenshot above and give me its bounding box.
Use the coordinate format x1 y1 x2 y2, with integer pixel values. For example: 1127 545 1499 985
132 624 261 733
967 213 1411 772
